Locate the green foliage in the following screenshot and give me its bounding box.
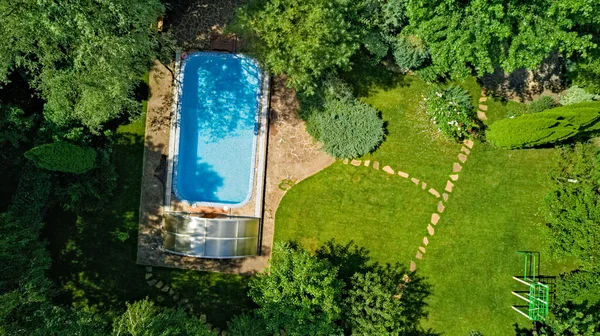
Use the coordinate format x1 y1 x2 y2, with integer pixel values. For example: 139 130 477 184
540 305 600 336
392 34 429 71
302 77 385 159
544 143 600 268
486 102 600 149
529 96 559 113
559 86 599 106
344 264 430 335
468 332 484 336
249 242 344 336
426 85 477 140
405 0 597 79
554 270 600 308
234 0 360 94
227 313 269 336
112 299 218 336
25 142 97 174
0 0 166 131
0 103 38 148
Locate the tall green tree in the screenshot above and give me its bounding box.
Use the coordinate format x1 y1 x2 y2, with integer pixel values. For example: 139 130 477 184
0 0 167 131
405 0 596 79
249 243 344 335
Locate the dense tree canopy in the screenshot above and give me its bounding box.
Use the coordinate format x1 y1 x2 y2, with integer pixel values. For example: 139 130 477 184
0 0 167 131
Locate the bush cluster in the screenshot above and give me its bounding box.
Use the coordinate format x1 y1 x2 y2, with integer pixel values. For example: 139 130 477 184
302 77 385 159
425 85 477 140
559 86 599 106
487 102 600 149
392 34 429 71
24 142 97 174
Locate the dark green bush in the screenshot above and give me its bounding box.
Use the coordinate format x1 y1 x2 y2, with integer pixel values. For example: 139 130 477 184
426 85 477 140
529 96 558 113
24 142 97 174
392 34 429 71
302 77 385 159
554 270 600 308
486 102 600 149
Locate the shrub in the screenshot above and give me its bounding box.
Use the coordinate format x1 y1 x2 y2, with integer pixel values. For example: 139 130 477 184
486 102 600 149
312 99 385 159
559 86 598 106
392 34 429 71
24 142 97 174
426 85 477 140
302 76 385 159
529 96 558 113
554 270 600 308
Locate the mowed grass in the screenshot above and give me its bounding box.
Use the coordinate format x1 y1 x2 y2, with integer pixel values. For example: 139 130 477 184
418 143 576 335
275 75 577 335
275 162 436 265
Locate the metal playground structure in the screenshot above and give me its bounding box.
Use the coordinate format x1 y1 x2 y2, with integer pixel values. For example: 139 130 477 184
511 251 550 321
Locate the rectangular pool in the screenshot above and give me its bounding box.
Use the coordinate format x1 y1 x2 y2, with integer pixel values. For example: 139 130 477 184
173 52 263 207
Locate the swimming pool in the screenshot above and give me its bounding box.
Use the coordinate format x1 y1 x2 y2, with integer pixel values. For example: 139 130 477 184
173 52 263 207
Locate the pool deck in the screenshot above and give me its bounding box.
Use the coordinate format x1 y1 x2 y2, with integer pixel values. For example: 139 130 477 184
136 58 333 274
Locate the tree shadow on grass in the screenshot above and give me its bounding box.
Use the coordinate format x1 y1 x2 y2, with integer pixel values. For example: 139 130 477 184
341 52 412 98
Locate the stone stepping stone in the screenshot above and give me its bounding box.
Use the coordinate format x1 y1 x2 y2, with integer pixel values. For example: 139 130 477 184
145 273 153 280
397 171 409 178
343 159 349 164
416 251 423 260
351 159 361 166
449 174 459 181
445 181 454 193
461 146 471 155
145 266 152 272
411 177 419 185
155 281 164 289
453 162 462 172
147 279 158 286
479 104 488 111
382 166 394 174
442 193 449 202
427 224 435 235
419 246 426 253
437 201 445 213
373 161 380 170
421 182 427 190
364 160 370 167
458 153 467 163
464 139 474 149
410 261 416 272
431 213 440 225
479 96 488 102
428 188 440 198
423 237 429 246
477 111 488 120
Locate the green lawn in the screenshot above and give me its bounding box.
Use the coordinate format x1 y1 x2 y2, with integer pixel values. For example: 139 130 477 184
275 75 576 335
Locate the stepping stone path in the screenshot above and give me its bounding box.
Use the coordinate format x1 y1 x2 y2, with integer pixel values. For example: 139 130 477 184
373 161 380 170
398 171 409 178
476 89 489 121
351 159 361 166
343 159 349 164
382 166 394 174
411 177 419 185
143 266 187 308
421 182 427 190
445 181 454 193
364 160 370 167
411 134 477 272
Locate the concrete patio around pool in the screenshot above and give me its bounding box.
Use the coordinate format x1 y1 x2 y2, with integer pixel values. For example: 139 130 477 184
136 59 333 274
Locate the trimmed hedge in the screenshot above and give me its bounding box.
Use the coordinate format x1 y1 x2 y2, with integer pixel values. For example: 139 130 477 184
486 102 600 149
24 142 97 174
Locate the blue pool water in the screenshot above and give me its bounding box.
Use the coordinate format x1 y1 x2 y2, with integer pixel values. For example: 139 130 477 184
174 52 262 207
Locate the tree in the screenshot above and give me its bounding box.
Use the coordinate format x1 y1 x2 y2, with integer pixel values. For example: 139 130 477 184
25 142 97 174
486 102 600 149
112 299 218 336
0 0 167 131
343 264 430 335
234 0 361 93
544 142 600 268
405 0 596 79
249 242 344 336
